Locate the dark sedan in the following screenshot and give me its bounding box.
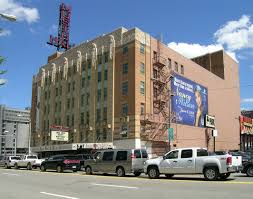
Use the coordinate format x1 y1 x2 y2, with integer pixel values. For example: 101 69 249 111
40 155 80 173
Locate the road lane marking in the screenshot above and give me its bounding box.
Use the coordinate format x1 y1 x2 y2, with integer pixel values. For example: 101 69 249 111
40 192 79 199
2 173 20 176
91 183 139 189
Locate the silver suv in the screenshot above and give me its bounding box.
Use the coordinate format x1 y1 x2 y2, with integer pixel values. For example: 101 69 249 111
1 156 21 169
84 149 148 177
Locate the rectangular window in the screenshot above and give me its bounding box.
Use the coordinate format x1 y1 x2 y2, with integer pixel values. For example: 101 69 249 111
81 94 84 107
71 115 74 126
73 63 76 74
86 93 90 105
98 54 102 64
123 46 128 54
97 90 101 102
102 151 114 161
104 52 109 63
103 128 107 140
96 109 101 122
98 72 102 82
140 43 145 54
140 62 145 74
56 73 59 82
122 63 128 74
86 112 89 124
81 112 84 125
140 81 145 95
68 83 71 92
82 61 85 72
122 103 128 115
168 58 172 69
134 150 141 158
72 98 74 108
104 69 108 81
103 107 107 121
59 86 62 96
67 98 70 109
104 88 107 101
82 77 85 88
181 150 193 158
181 65 184 75
59 102 61 112
140 103 145 115
88 69 91 80
116 151 128 161
67 115 70 126
56 88 58 96
175 62 178 72
55 102 58 112
122 82 128 95
72 81 75 91
88 59 91 69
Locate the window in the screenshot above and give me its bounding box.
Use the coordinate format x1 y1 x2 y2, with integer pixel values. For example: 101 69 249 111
56 88 58 96
122 82 128 95
122 103 128 115
56 73 59 82
103 107 107 121
55 102 57 112
72 98 74 108
181 65 184 75
86 112 89 124
175 62 178 72
98 72 102 82
122 63 128 74
153 51 157 60
104 69 108 81
102 151 114 161
68 83 71 92
97 90 101 102
104 52 109 63
73 63 76 74
104 88 107 101
103 128 107 140
140 103 145 115
60 71 63 80
181 149 193 158
67 115 70 126
197 149 208 157
72 81 75 91
134 150 141 158
165 151 179 159
82 61 85 72
81 94 84 107
140 81 145 95
98 54 102 64
67 98 70 109
86 93 90 105
59 86 62 95
81 112 84 125
168 58 172 69
116 151 128 161
140 62 145 74
59 102 61 112
96 109 101 122
140 43 145 54
82 77 85 88
123 46 128 54
141 150 148 158
88 59 91 69
71 115 74 126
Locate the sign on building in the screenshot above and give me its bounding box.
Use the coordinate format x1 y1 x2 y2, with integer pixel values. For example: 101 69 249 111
205 115 215 128
171 74 208 127
51 131 69 141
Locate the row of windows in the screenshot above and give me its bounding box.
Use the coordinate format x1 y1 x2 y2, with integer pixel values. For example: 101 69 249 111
122 43 145 55
121 81 145 96
122 62 145 75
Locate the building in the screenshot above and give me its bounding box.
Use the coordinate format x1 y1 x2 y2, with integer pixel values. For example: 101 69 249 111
0 105 30 156
31 27 241 157
240 110 253 151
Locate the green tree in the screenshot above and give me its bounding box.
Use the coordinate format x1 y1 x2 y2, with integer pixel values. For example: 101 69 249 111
0 56 7 86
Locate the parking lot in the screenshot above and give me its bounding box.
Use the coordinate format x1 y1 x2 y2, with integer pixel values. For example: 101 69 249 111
0 168 253 199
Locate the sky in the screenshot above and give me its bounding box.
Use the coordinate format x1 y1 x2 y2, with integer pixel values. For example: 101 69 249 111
0 0 253 111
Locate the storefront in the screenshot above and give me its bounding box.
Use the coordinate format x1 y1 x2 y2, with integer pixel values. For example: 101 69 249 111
240 116 253 151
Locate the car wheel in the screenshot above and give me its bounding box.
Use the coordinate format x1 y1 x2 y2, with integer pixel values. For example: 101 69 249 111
85 166 92 175
40 165 46 172
246 166 253 177
4 164 9 169
220 173 230 180
14 163 19 170
147 166 159 179
27 163 32 170
57 165 63 173
165 174 174 179
116 167 125 177
204 167 219 181
134 172 141 177
73 170 77 172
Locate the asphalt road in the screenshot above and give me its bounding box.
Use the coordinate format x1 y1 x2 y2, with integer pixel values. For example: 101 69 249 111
0 168 253 199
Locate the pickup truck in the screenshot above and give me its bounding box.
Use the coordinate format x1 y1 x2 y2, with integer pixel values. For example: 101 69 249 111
14 155 44 170
144 147 242 181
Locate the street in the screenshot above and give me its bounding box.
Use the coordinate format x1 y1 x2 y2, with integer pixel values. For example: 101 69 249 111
0 168 253 199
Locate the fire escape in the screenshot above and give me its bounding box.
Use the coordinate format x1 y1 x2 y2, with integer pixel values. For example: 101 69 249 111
141 41 172 143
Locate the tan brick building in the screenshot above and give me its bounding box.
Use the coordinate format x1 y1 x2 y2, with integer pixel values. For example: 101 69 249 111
31 27 241 156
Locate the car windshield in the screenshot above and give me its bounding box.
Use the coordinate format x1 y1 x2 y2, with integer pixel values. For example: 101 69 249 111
27 156 37 159
11 157 21 160
64 155 78 160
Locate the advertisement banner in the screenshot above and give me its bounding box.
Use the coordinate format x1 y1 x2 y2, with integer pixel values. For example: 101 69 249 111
171 74 208 127
51 131 69 141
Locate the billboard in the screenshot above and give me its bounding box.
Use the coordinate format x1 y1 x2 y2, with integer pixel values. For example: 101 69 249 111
51 131 69 141
171 74 208 127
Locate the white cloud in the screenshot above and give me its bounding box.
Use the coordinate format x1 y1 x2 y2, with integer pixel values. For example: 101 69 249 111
214 15 253 51
0 79 7 85
0 0 39 23
0 29 11 37
241 98 253 103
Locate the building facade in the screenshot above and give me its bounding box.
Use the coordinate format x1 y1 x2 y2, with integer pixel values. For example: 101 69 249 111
31 27 241 156
0 105 30 156
240 111 253 151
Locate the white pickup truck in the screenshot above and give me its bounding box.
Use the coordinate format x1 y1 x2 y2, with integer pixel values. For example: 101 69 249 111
14 155 44 170
144 147 242 181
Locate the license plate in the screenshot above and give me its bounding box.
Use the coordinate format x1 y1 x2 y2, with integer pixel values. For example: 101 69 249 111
72 166 76 169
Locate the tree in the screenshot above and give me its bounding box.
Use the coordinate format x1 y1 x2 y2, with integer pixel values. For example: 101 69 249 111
0 56 7 86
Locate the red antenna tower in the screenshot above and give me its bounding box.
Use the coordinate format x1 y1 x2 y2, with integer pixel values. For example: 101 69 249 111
47 3 73 51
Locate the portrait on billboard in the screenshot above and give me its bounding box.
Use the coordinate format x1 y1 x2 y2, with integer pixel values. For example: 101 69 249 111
171 74 208 127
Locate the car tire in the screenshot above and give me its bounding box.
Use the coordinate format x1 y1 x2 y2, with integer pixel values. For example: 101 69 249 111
57 165 63 173
165 174 174 179
204 167 219 181
4 164 9 169
27 163 32 170
40 165 46 172
246 165 253 177
220 173 230 180
73 170 77 172
134 172 141 177
14 163 19 170
147 166 160 179
85 166 92 175
116 167 125 177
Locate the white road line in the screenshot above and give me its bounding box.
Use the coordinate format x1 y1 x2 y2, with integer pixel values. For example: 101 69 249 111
2 173 20 176
40 192 79 199
91 183 139 189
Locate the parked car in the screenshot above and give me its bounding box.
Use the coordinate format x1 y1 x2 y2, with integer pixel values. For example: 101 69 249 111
14 155 44 170
40 155 80 173
144 147 242 181
84 149 148 177
76 154 92 170
0 156 21 169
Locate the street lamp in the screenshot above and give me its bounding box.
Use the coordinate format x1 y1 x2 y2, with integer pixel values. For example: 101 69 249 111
0 13 17 22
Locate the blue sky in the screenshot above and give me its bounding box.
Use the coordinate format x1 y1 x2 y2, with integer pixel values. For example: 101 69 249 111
0 0 253 110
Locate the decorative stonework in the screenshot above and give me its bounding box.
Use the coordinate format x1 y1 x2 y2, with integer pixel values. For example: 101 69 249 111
91 43 97 67
41 68 45 87
51 63 56 84
77 51 82 73
109 35 115 59
63 57 68 79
